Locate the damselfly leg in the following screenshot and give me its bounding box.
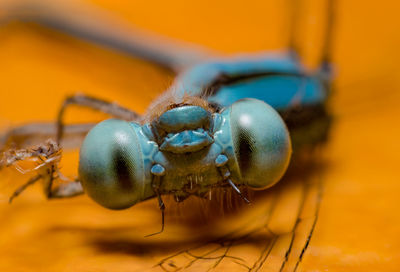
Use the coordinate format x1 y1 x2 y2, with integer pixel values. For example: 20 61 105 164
1 93 140 202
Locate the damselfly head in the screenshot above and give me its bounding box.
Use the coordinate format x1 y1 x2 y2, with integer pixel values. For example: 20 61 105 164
78 98 292 210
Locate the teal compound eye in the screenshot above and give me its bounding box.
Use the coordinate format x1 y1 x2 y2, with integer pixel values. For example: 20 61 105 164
78 119 154 210
227 98 292 189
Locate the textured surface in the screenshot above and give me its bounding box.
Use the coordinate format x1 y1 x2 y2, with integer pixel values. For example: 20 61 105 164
0 0 400 271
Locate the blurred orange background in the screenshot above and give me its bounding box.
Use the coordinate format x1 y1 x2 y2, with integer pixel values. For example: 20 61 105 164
0 0 399 271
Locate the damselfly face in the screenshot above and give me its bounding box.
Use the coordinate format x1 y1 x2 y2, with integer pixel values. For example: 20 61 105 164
78 98 291 209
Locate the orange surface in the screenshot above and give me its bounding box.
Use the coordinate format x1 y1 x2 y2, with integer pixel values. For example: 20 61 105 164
0 0 400 271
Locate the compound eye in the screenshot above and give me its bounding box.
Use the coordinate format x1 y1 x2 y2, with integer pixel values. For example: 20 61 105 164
79 119 153 209
229 99 292 189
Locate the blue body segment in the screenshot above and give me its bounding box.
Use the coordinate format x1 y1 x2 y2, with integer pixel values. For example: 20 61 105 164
215 154 228 167
174 54 327 111
208 75 326 110
177 53 302 93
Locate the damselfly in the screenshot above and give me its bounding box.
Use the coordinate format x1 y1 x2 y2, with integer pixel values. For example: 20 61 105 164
0 0 335 271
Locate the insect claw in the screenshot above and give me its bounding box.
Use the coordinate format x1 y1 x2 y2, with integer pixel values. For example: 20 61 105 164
242 196 251 204
145 228 164 237
146 174 166 237
227 179 251 204
145 202 165 237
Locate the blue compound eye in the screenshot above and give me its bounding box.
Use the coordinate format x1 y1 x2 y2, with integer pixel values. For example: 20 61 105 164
79 119 154 210
228 99 292 189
